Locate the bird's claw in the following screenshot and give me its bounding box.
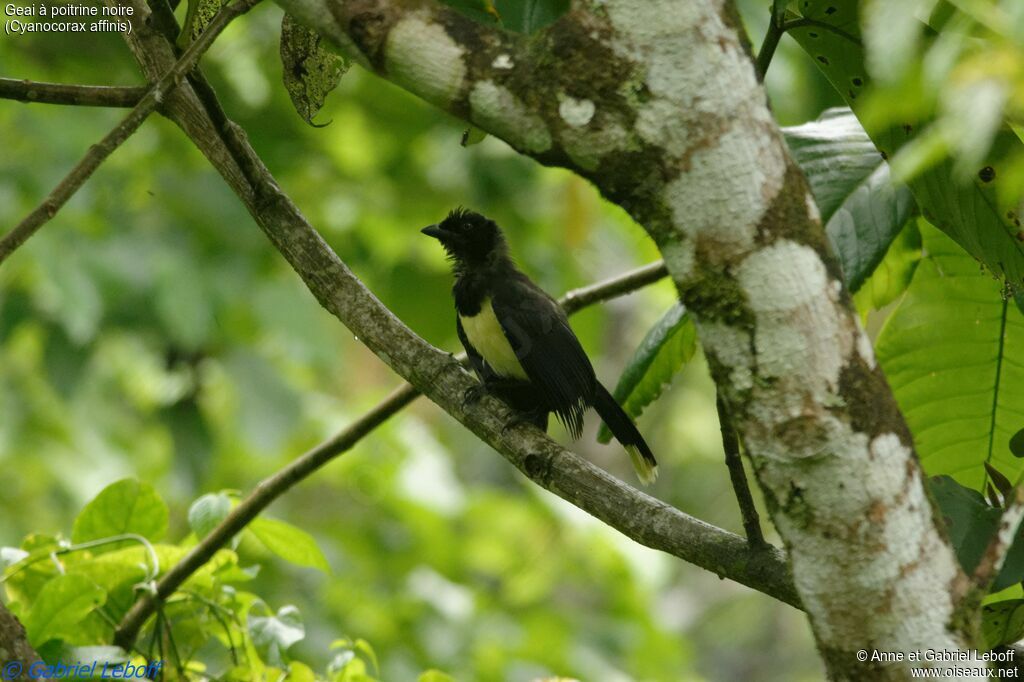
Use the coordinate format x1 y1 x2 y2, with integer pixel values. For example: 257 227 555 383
462 384 486 410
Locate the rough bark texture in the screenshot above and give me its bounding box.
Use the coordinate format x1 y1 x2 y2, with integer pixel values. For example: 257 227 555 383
0 602 40 679
274 0 981 677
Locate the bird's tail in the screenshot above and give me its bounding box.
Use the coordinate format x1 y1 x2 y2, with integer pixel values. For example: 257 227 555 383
594 382 658 485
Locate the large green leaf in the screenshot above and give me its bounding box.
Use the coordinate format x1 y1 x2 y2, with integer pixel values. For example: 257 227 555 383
875 223 1024 489
929 474 1024 592
597 304 696 444
852 219 922 315
788 0 1024 290
783 107 917 291
249 517 331 573
982 599 1024 649
25 574 106 647
71 478 169 545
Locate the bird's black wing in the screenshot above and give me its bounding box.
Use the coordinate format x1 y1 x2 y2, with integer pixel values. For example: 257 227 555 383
491 275 596 438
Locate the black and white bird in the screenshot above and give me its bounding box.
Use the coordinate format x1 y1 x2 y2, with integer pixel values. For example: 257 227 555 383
422 208 658 484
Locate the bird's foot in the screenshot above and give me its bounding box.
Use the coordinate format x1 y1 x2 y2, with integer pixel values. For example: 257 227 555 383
462 383 487 410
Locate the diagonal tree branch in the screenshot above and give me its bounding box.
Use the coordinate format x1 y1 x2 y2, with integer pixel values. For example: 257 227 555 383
98 0 975 675
269 0 981 675
0 78 145 107
115 260 773 650
98 0 802 650
0 0 262 266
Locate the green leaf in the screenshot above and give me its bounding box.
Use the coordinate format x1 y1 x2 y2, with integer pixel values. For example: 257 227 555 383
929 475 999 574
494 0 568 33
25 574 106 647
875 223 1024 490
250 517 331 573
249 604 305 667
280 12 349 126
461 126 488 147
783 107 917 291
1011 428 1024 459
982 599 1024 649
72 478 169 545
597 304 696 443
188 492 233 539
852 219 923 315
929 475 1024 591
788 0 1024 291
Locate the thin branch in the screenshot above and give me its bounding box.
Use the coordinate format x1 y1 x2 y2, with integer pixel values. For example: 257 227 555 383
113 261 674 648
754 0 788 81
561 260 667 314
0 78 145 107
973 484 1024 592
0 0 262 267
717 391 765 547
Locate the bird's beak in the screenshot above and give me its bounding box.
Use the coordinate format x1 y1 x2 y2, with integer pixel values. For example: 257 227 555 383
421 224 443 239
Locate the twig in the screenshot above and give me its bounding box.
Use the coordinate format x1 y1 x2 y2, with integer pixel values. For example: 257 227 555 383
561 261 667 314
754 0 788 81
717 391 765 547
0 0 262 267
973 484 1024 591
0 78 145 107
113 261 674 648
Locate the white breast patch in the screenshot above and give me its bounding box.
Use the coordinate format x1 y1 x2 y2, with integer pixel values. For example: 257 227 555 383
460 297 528 380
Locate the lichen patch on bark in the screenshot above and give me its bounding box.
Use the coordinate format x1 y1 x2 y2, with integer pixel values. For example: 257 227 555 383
386 15 467 106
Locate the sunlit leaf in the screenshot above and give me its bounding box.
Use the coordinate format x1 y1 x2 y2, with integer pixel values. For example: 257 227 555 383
852 219 922 315
597 304 696 444
982 599 1024 649
71 478 169 545
25 574 106 647
789 0 1024 292
875 223 1024 490
250 517 331 573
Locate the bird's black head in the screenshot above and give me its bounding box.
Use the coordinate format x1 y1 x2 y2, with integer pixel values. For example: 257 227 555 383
421 208 508 269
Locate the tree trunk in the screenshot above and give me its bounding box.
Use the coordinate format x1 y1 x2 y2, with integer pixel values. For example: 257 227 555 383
275 0 982 676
